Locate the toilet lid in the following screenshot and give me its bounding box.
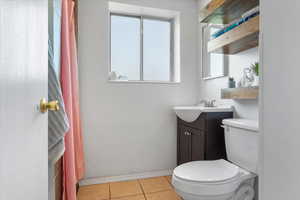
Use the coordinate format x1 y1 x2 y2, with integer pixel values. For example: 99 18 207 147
173 159 240 183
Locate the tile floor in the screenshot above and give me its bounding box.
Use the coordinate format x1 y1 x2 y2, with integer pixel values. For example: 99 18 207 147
77 176 182 200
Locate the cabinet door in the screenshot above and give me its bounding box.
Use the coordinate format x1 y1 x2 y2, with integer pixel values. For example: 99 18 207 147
178 126 191 165
191 129 205 161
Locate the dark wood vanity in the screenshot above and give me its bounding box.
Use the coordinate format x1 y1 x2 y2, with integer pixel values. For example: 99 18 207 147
177 112 233 165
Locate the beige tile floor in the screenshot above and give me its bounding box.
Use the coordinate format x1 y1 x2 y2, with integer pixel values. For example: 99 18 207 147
77 176 182 200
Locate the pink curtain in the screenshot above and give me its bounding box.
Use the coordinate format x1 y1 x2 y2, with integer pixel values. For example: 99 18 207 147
60 0 85 199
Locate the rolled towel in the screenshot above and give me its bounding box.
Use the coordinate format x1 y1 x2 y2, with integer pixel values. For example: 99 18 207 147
109 71 118 80
234 184 255 200
242 6 259 19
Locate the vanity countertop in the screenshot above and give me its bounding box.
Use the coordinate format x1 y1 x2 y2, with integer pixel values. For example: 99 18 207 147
173 105 233 122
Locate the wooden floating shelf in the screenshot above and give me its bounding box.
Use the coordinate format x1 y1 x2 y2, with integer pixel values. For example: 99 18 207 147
199 0 259 24
221 87 259 99
207 15 259 54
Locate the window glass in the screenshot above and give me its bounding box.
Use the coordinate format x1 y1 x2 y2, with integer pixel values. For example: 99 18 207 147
110 14 175 82
111 15 141 80
143 19 171 81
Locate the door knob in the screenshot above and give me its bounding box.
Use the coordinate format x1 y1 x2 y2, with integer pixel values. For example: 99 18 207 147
40 98 59 113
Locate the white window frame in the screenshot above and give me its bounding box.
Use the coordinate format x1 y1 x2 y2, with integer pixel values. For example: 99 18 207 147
108 2 181 84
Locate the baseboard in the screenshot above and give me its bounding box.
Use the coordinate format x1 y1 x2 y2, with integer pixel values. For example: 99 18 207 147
79 169 173 186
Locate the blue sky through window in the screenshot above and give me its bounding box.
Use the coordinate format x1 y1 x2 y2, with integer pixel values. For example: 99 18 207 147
143 19 171 81
111 15 140 80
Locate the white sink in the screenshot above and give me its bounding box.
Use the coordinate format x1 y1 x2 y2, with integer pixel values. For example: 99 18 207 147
173 105 233 123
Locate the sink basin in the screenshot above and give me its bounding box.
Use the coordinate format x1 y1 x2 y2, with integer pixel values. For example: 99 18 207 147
173 105 233 122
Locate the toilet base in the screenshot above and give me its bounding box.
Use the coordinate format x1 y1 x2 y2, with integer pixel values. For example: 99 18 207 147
175 177 256 200
175 188 234 200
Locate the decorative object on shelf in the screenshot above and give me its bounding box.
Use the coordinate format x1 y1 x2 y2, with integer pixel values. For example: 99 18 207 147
228 77 236 88
237 80 242 88
239 67 255 87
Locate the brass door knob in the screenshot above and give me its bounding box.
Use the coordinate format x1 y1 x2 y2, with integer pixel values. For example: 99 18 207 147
40 98 60 113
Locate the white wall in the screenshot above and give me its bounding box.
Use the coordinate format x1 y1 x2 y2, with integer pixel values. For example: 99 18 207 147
260 0 300 199
197 0 259 120
78 0 199 179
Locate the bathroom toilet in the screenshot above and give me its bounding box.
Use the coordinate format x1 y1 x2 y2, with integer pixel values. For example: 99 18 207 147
172 119 259 200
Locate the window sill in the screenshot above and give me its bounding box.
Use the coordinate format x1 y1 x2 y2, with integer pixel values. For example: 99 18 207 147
107 80 181 84
203 75 227 81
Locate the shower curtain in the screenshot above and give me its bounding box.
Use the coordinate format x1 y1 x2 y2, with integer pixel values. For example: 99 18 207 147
60 0 85 199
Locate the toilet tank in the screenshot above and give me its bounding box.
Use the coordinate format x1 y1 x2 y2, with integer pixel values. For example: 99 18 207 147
222 119 259 174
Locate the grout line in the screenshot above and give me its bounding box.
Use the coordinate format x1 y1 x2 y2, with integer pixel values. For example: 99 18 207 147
164 176 170 184
109 182 111 200
111 194 145 200
137 179 147 200
144 189 172 195
164 176 174 188
138 176 175 198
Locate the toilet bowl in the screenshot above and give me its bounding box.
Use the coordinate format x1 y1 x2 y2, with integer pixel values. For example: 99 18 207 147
172 159 255 200
172 119 259 200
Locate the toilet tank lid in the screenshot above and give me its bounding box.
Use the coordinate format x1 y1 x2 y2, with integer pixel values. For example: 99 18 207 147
222 119 259 132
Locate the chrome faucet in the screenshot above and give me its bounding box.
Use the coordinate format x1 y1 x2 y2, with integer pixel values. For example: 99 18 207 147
199 99 216 107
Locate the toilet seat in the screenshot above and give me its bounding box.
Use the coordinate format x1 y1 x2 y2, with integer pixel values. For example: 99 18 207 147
174 160 241 183
172 159 254 197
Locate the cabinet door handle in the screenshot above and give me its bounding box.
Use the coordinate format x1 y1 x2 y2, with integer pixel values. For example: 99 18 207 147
184 131 191 136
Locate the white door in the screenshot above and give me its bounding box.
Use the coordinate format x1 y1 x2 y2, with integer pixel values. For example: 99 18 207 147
261 0 300 199
0 0 48 200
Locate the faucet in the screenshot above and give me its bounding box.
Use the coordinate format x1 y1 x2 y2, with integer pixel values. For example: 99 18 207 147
199 99 216 107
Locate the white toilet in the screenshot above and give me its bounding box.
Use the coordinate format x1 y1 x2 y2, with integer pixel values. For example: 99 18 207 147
172 119 259 200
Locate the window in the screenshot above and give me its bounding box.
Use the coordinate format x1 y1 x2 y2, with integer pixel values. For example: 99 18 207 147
202 24 228 79
110 14 175 82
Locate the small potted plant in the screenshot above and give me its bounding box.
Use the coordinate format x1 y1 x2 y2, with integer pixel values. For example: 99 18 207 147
251 62 259 86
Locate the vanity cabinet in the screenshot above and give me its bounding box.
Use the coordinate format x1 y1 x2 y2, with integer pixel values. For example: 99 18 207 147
177 112 233 165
